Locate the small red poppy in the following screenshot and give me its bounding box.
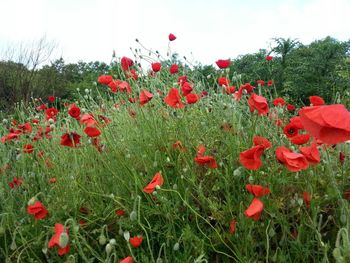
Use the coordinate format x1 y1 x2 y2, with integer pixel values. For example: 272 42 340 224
121 57 134 71
169 64 179 74
48 223 70 256
244 198 264 221
248 93 269 116
120 256 134 263
143 172 164 193
303 192 311 209
186 93 200 104
23 144 34 154
84 127 101 137
151 62 162 72
215 59 230 69
27 201 48 220
168 33 176 41
265 55 273 61
246 184 271 197
309 96 325 106
129 236 143 248
60 132 81 147
139 90 153 106
164 88 184 109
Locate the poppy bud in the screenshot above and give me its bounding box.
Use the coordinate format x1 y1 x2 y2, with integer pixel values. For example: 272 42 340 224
123 231 130 241
173 242 180 251
129 211 137 221
27 197 36 206
58 232 69 248
99 234 107 245
105 243 113 255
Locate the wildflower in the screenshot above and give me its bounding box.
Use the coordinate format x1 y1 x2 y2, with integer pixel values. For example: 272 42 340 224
215 59 231 69
273 98 285 106
48 96 55 102
23 144 34 154
84 127 101 137
267 80 273 87
244 198 264 221
151 62 162 72
115 209 126 216
9 177 23 188
239 145 265 170
60 132 81 147
181 82 193 96
164 88 184 108
27 201 48 220
218 77 230 87
194 144 217 168
186 93 200 104
287 104 295 111
246 184 271 197
252 135 271 149
48 223 70 256
256 80 265 86
300 142 320 165
168 33 176 41
68 104 81 119
129 236 143 248
299 104 350 144
309 96 325 106
139 90 153 106
283 123 300 138
98 75 113 85
144 172 164 193
121 57 134 71
290 133 310 145
303 192 311 208
120 256 133 263
275 146 309 172
169 64 179 74
248 93 269 115
265 55 273 61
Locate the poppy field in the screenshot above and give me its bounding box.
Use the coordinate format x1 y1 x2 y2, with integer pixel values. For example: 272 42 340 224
1 34 350 263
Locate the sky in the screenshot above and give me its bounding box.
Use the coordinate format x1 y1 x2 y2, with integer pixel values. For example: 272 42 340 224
0 0 349 67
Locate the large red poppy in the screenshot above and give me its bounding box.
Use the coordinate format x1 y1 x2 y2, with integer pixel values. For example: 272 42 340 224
275 146 309 172
244 198 264 221
248 93 269 116
27 201 48 220
143 172 164 193
164 88 184 108
239 145 265 170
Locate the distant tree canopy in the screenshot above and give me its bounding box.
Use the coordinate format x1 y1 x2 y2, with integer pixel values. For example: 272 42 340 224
0 36 349 111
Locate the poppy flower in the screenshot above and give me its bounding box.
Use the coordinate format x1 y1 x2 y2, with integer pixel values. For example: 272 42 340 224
48 223 70 256
164 88 184 109
299 104 350 144
273 98 285 106
80 114 97 127
128 97 137 103
256 80 265 86
121 57 134 71
229 219 236 235
117 81 132 94
126 69 138 80
194 155 218 169
275 146 309 172
23 144 34 153
215 59 230 69
265 55 273 61
9 177 23 188
218 77 230 87
253 135 271 149
48 96 55 102
303 192 311 208
248 93 269 116
343 188 350 200
143 172 164 193
107 80 120 93
168 33 176 41
177 75 188 85
181 82 193 96
290 133 310 145
267 80 273 87
151 62 162 72
98 75 113 85
115 209 126 216
120 256 133 263
27 201 48 220
299 142 320 165
283 123 300 138
129 236 143 248
139 90 153 106
172 140 186 152
84 127 101 137
244 198 264 221
339 152 345 164
224 86 236 94
287 104 296 111
239 145 265 170
186 93 200 104
246 184 271 197
36 104 47 111
18 122 32 134
169 64 179 74
45 107 59 121
309 96 325 106
68 104 81 119
60 132 81 147
241 83 254 93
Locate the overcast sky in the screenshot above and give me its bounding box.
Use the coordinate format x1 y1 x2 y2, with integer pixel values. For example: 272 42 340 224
0 0 349 66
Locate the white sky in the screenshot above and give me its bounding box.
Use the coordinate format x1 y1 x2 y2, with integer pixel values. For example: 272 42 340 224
0 0 349 66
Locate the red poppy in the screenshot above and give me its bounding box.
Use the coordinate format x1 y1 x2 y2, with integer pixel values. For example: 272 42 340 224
128 97 137 104
215 59 230 69
177 75 188 85
343 188 350 200
108 80 120 93
256 80 265 86
151 62 162 72
139 90 153 106
181 82 193 96
340 152 345 164
186 93 200 104
143 172 164 193
126 69 138 80
18 122 32 133
224 86 236 94
283 123 300 138
98 75 113 85
27 201 48 220
275 146 309 172
267 80 273 87
303 192 311 208
273 98 285 106
300 142 320 165
290 133 310 145
60 132 81 147
253 135 271 149
129 236 143 248
164 88 184 109
48 223 70 256
23 144 34 153
169 64 179 74
299 104 350 144
9 177 23 188
80 114 97 127
49 178 57 184
172 140 186 152
265 55 273 61
121 57 134 71
117 81 132 94
218 77 230 87
241 83 254 93
196 144 206 156
246 184 271 197
194 155 218 169
48 96 55 102
239 145 265 170
115 209 126 216
309 96 325 106
229 219 236 235
45 107 59 121
248 93 269 116
84 127 101 137
168 33 176 41
68 104 81 119
287 104 296 111
244 198 264 221
36 104 47 111
120 256 134 263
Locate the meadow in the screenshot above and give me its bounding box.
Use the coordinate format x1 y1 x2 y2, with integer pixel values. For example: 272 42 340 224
0 34 350 263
